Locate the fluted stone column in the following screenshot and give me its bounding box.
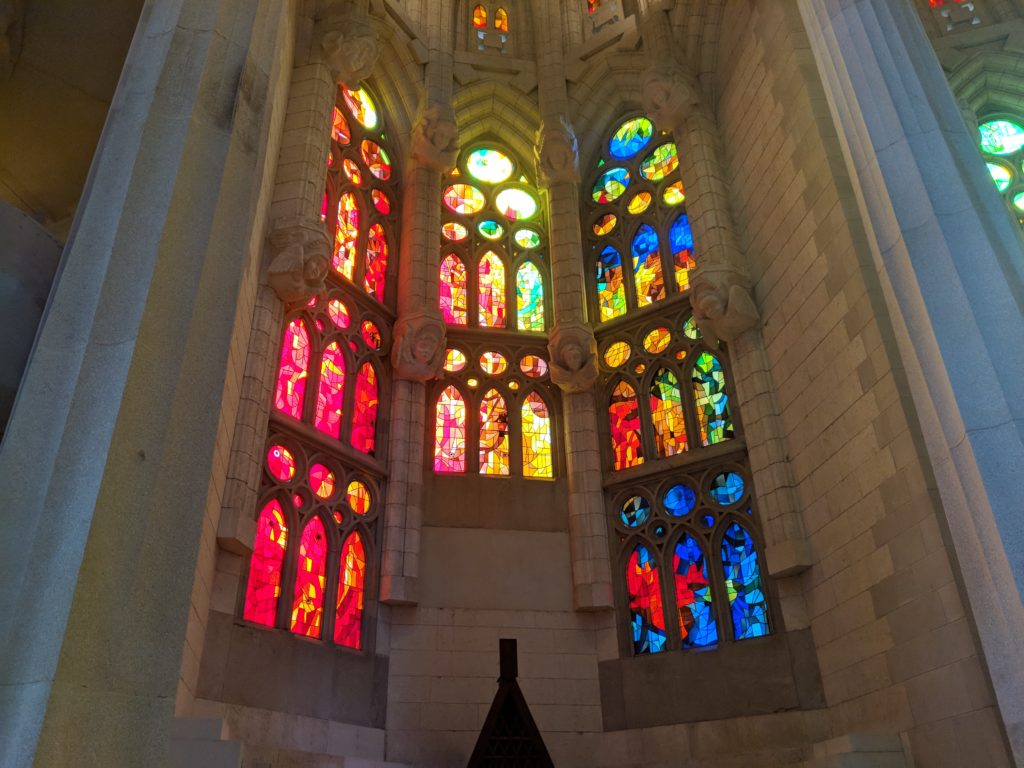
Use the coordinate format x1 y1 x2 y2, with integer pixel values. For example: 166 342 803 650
799 0 1024 756
380 3 454 605
532 0 614 611
0 0 290 764
640 14 814 579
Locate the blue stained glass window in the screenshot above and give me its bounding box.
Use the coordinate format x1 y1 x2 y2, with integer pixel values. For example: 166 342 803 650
596 245 626 320
670 214 693 252
663 484 697 516
627 544 667 654
620 496 651 527
609 117 654 159
631 224 665 305
592 167 631 204
709 472 744 505
721 522 769 640
673 535 718 648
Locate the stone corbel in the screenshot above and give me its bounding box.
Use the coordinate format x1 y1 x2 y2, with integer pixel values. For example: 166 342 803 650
266 217 330 306
548 322 599 393
411 101 460 174
536 115 580 185
392 309 447 383
690 263 760 346
316 2 380 85
640 63 703 132
0 0 25 80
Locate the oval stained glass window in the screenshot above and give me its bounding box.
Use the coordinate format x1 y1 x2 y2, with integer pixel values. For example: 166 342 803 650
342 87 378 129
361 320 382 350
361 140 391 180
478 220 504 240
709 471 745 506
627 191 652 215
327 299 350 329
267 445 296 482
643 327 671 354
480 351 508 375
979 119 1024 156
593 167 630 204
467 148 514 184
620 496 651 527
987 163 1012 192
603 341 631 368
444 348 468 372
332 108 351 145
520 355 548 377
663 180 685 206
610 117 654 159
443 184 486 215
515 229 541 249
593 213 617 236
347 480 372 515
372 189 391 215
640 143 679 181
342 158 363 185
664 484 697 516
442 222 469 241
683 315 702 340
309 464 336 499
495 188 538 221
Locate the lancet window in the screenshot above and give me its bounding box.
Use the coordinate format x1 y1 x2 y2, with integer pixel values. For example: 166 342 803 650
472 3 510 54
979 116 1024 226
241 84 399 650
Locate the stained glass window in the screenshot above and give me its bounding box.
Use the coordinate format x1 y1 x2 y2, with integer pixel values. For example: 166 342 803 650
649 367 687 456
274 320 309 419
596 246 626 321
494 7 509 32
632 224 665 305
473 4 487 27
440 254 469 325
243 500 289 626
609 381 643 469
479 388 510 475
291 516 328 639
627 544 667 654
674 535 717 648
351 363 379 455
516 261 545 331
721 522 769 640
434 385 467 473
314 342 346 438
522 392 553 478
693 352 734 446
478 251 506 327
977 117 1024 226
335 532 366 648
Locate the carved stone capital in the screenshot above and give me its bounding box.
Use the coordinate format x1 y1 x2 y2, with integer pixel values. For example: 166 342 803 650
690 264 760 345
640 63 702 131
392 310 447 383
266 217 330 306
316 5 379 85
536 116 579 185
0 0 25 80
411 101 460 173
547 322 599 393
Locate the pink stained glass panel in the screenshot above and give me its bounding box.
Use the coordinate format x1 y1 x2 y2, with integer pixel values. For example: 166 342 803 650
478 251 506 328
290 516 327 639
314 342 346 438
334 192 360 280
334 532 367 649
351 362 379 454
243 500 289 627
274 319 310 419
609 380 644 470
364 223 388 301
440 254 468 325
434 385 467 473
267 444 297 482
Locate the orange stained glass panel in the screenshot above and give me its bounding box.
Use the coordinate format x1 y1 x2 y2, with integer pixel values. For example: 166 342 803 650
609 380 644 470
334 192 360 279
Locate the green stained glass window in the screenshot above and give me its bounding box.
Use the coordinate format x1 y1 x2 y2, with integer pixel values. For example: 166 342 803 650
979 119 1024 156
640 143 679 182
467 148 514 184
610 117 654 159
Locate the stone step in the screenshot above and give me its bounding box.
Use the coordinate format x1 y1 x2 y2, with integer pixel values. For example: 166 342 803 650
170 718 242 768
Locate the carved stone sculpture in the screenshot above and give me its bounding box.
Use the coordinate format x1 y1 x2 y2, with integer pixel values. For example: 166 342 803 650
640 63 702 130
317 6 379 85
412 101 460 173
548 322 599 393
266 218 330 305
536 116 579 185
690 264 760 346
0 0 25 80
392 310 446 383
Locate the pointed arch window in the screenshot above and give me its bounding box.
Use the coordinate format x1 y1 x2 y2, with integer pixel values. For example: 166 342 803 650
434 384 468 473
521 392 553 479
290 516 328 639
335 531 366 649
494 7 509 32
627 543 667 654
243 500 289 627
721 519 769 640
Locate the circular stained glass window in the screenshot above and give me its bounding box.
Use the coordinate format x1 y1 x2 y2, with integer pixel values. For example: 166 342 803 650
443 184 486 215
987 163 1012 192
515 229 541 249
664 484 697 516
495 188 538 221
360 140 391 181
643 327 671 354
979 119 1024 156
347 480 371 515
267 445 296 482
342 87 378 129
442 222 469 241
520 355 548 377
327 299 350 329
683 315 702 340
593 213 617 236
444 348 467 372
603 341 631 368
372 189 391 214
627 191 652 215
310 463 336 499
709 472 745 506
620 496 651 527
480 351 508 375
610 116 654 159
1014 191 1024 212
640 143 679 182
592 167 630 204
663 180 685 206
361 320 382 350
467 148 514 184
478 220 504 240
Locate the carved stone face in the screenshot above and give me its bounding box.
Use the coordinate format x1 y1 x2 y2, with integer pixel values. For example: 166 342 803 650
413 334 437 365
304 253 328 283
563 342 584 371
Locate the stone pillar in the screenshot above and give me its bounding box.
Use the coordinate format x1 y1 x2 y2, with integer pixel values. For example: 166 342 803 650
0 0 289 765
640 19 814 578
798 0 1024 756
379 2 455 605
533 0 614 611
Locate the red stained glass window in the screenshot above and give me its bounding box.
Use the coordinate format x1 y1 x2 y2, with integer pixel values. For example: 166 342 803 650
364 223 388 301
335 532 366 648
334 192 360 280
473 4 487 27
290 516 328 639
314 342 346 438
627 544 667 654
274 319 309 419
267 444 297 482
243 500 289 626
440 254 469 325
332 107 351 145
609 380 644 469
351 363 379 454
434 385 467 473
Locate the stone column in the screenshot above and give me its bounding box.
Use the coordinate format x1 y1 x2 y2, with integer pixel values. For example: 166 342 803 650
532 0 614 611
0 0 290 765
379 2 455 605
799 0 1024 756
641 15 813 577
